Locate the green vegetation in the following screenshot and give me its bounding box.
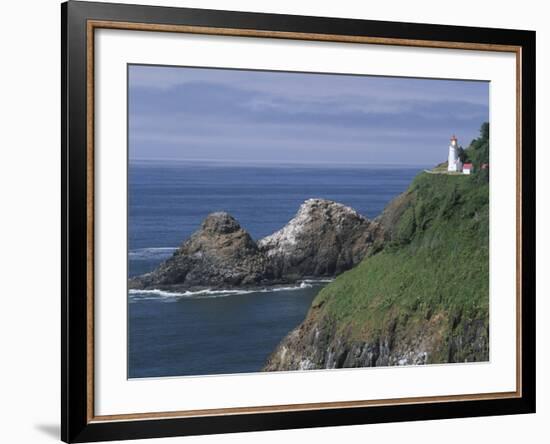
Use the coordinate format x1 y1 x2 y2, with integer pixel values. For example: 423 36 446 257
431 161 449 173
428 123 489 181
462 122 490 182
309 125 490 363
465 122 490 166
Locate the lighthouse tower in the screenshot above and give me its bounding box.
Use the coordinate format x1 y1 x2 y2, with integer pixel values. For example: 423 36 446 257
447 135 463 172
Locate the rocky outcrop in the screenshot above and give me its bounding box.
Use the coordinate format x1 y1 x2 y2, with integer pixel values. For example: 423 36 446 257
259 199 382 279
129 212 273 290
263 305 489 371
129 199 381 291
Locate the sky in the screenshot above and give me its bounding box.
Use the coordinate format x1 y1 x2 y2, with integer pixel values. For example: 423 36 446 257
128 64 489 166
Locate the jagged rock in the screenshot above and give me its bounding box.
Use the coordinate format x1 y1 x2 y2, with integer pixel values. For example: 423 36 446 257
129 212 272 290
130 199 381 291
263 308 489 371
259 199 382 278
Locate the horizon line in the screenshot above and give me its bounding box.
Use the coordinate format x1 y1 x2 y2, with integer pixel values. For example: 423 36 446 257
129 157 432 168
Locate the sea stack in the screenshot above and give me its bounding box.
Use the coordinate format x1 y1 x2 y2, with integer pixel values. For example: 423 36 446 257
258 199 382 279
129 212 271 290
129 199 382 291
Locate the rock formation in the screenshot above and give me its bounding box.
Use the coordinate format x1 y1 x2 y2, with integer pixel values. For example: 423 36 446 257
263 305 489 371
129 212 272 290
259 199 382 279
129 199 381 291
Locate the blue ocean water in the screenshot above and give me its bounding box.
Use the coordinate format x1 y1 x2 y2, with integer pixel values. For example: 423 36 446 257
128 161 423 378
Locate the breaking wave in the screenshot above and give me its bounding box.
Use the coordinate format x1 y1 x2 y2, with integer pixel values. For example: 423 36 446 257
129 247 178 260
128 279 332 302
302 278 335 284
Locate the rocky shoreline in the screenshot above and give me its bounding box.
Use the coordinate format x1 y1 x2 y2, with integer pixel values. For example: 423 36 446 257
130 155 490 372
129 198 383 292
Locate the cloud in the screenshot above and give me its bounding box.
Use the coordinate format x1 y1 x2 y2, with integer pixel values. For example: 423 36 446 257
129 65 488 107
128 65 489 165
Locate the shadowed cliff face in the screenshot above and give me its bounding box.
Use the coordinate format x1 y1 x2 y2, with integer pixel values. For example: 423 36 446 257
263 303 489 371
129 199 382 291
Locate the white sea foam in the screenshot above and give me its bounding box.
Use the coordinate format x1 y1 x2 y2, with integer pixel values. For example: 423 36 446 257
129 288 255 300
301 278 335 284
128 247 178 259
128 279 330 302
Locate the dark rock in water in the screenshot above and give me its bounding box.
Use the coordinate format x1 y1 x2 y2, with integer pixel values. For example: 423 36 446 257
259 199 382 278
129 212 272 290
129 199 381 291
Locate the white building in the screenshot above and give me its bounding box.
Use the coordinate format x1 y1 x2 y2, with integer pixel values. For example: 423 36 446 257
447 135 463 173
463 163 473 175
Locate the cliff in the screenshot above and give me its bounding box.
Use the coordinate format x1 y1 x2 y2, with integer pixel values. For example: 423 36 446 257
129 199 382 291
264 172 489 370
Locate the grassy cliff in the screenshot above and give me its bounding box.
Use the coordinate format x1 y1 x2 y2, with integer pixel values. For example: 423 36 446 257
264 126 490 370
313 172 488 361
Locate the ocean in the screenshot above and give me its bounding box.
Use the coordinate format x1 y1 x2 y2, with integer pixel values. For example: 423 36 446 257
128 161 423 378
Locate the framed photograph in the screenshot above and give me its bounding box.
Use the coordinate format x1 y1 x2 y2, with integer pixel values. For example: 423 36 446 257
61 1 535 442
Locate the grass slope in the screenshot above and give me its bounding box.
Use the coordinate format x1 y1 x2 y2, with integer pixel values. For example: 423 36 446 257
311 171 489 363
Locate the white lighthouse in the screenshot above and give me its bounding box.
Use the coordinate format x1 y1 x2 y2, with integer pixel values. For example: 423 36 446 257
447 135 463 173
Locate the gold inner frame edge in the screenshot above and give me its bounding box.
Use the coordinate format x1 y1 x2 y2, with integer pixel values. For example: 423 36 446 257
85 19 523 423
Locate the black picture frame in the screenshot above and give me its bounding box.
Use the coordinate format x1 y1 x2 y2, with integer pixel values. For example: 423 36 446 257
61 1 536 442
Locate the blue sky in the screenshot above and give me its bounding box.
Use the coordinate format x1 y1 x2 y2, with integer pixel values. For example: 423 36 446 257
128 65 489 166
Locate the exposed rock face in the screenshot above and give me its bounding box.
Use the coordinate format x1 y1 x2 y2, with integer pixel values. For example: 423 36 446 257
263 306 489 371
129 199 381 291
259 199 382 279
129 212 272 290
